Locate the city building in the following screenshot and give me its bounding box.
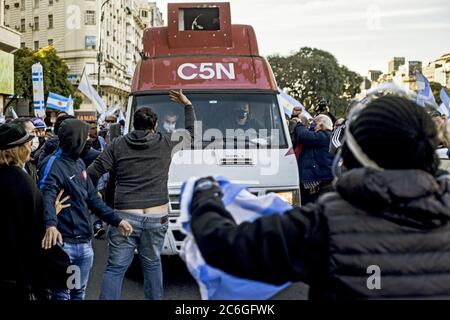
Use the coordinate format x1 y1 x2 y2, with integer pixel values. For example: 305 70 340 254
391 60 423 91
388 57 405 74
0 0 21 114
367 70 382 82
4 0 163 118
423 53 450 88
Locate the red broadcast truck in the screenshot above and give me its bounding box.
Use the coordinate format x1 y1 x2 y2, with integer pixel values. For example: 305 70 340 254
126 2 299 255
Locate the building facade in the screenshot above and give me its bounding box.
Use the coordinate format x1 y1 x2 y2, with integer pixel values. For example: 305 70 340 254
367 70 382 82
0 0 21 114
4 0 163 116
388 57 405 74
423 53 450 88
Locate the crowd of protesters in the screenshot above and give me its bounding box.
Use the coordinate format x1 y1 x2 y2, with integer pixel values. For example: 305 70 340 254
2 86 450 300
0 90 193 301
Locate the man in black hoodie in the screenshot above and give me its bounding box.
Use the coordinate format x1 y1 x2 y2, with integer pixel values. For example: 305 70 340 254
39 119 133 300
88 90 196 300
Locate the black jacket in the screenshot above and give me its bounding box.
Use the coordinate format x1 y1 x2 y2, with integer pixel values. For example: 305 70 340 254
39 119 121 243
87 105 196 209
190 168 450 299
0 166 47 299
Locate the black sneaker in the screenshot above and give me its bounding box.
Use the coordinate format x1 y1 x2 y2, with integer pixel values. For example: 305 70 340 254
94 223 106 239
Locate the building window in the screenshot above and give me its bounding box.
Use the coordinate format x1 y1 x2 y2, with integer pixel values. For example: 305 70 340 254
141 11 148 18
21 0 25 11
20 19 25 32
49 0 53 5
21 42 26 49
48 39 53 46
34 17 39 30
85 10 96 25
34 41 39 51
34 0 39 8
85 36 96 50
48 15 53 29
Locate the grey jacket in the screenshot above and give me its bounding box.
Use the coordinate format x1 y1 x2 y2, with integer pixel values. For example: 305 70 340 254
87 105 196 209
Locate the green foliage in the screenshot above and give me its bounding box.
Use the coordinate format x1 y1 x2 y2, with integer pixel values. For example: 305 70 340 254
13 46 81 109
430 81 443 105
268 47 363 117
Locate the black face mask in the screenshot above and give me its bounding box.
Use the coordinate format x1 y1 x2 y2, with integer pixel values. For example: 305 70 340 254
234 109 248 120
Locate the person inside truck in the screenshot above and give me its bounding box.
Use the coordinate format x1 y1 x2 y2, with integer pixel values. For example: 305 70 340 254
220 103 264 134
161 110 179 134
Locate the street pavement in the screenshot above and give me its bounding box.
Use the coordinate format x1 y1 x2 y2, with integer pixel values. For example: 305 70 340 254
86 238 308 300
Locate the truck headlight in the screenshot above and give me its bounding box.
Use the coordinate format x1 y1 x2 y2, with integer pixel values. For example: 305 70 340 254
274 190 299 205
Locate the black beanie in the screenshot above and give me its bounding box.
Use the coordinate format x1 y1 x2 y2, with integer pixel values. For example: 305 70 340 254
342 95 440 174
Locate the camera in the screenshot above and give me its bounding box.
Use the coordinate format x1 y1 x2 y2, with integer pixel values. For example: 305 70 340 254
315 99 328 114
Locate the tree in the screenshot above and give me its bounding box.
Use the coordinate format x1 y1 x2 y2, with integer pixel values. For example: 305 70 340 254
268 47 362 117
14 46 81 111
430 81 443 105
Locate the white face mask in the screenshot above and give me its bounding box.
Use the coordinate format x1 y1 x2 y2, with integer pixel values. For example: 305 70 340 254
163 121 176 133
31 136 40 152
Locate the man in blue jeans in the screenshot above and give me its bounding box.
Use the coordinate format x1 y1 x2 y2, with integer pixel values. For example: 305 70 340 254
40 119 133 300
88 90 196 300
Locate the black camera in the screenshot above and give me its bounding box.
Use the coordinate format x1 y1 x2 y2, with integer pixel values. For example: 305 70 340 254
315 99 328 113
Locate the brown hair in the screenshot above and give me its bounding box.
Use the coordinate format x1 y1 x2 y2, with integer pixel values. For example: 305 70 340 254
0 143 31 167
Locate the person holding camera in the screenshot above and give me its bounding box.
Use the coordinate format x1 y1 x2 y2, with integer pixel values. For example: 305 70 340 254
292 113 334 205
314 99 336 124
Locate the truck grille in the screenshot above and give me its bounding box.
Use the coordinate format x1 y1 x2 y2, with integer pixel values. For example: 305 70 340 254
219 157 253 166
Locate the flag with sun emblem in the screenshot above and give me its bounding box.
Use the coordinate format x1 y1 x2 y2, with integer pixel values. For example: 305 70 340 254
32 62 46 118
46 92 70 112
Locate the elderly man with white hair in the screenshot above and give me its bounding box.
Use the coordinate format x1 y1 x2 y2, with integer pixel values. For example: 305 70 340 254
292 114 335 205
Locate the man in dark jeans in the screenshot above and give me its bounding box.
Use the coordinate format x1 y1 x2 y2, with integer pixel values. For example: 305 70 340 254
88 90 196 300
40 119 133 300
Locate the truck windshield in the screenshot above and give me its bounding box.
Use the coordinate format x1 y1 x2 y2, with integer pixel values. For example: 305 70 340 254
131 93 288 149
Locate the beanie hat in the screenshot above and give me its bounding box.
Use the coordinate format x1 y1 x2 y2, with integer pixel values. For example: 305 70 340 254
31 117 47 129
342 95 440 174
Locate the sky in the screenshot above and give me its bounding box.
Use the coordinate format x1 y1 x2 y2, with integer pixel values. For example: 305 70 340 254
154 0 450 76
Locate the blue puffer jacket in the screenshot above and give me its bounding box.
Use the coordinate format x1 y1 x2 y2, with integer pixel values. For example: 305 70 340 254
294 123 334 183
39 119 121 244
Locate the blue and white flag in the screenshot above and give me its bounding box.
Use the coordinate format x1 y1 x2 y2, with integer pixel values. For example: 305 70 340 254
32 62 46 118
439 88 450 118
46 92 70 112
67 95 74 116
441 88 450 108
179 176 292 300
416 71 438 109
277 87 311 120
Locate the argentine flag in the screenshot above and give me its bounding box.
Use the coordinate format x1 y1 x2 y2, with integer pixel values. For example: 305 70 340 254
416 71 438 109
47 92 70 112
179 176 292 300
277 87 312 120
439 88 450 117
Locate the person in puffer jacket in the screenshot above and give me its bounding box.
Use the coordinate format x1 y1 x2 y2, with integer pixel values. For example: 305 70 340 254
188 95 450 300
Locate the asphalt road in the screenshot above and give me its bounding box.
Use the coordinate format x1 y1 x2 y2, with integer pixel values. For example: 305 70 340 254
86 238 308 300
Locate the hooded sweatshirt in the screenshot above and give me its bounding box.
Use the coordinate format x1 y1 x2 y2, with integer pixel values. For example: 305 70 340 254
39 119 121 243
87 105 196 210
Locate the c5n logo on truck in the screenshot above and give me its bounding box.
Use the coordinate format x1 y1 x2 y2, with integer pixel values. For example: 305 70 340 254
177 63 236 80
126 2 299 255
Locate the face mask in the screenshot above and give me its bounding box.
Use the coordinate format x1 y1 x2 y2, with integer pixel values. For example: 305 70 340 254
31 136 40 152
234 109 248 120
163 122 176 133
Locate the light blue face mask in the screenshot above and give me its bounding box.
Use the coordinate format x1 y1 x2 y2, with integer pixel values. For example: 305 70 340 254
331 82 438 179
